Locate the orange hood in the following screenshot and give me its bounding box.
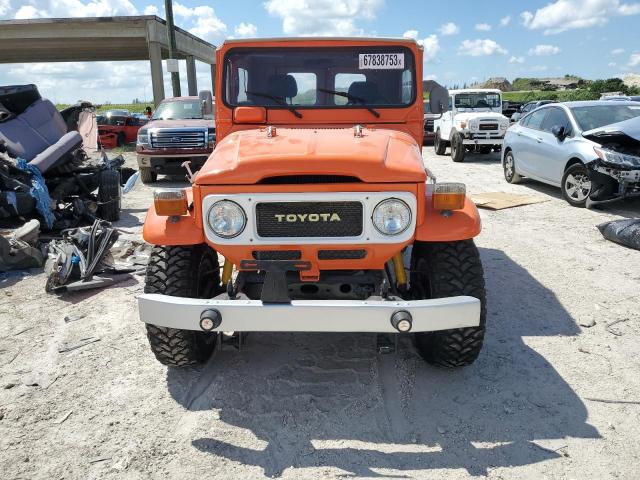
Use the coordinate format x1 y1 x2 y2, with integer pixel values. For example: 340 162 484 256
194 127 426 185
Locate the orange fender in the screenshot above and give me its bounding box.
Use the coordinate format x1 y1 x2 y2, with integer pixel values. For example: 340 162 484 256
415 189 481 242
142 189 205 246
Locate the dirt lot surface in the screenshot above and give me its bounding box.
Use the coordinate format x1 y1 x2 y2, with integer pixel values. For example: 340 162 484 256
1 148 639 479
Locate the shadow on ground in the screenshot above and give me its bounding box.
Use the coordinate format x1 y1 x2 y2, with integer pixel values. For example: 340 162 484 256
165 248 599 477
513 179 640 217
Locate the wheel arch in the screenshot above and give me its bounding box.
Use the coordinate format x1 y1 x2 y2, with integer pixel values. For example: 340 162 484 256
502 146 512 164
564 157 584 172
143 188 205 246
415 186 481 242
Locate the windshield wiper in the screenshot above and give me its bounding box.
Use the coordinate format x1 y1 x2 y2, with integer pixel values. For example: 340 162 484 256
245 91 302 118
318 88 380 118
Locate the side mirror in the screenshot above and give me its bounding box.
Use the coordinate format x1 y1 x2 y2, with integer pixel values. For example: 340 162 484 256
424 80 449 115
234 106 266 124
199 90 213 116
551 125 567 140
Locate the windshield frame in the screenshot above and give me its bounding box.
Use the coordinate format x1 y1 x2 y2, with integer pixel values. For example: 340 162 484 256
221 46 417 111
453 92 502 110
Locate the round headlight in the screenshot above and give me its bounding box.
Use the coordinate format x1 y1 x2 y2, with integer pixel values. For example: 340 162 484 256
372 198 411 235
207 200 246 238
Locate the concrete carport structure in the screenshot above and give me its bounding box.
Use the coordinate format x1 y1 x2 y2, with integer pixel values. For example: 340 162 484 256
0 16 217 106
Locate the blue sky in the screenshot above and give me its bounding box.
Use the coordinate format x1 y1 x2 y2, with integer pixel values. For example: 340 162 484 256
1 0 639 103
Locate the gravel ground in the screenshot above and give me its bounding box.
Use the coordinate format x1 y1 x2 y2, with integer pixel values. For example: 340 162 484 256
1 147 639 479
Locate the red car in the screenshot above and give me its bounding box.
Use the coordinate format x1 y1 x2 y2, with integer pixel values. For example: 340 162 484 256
98 110 148 148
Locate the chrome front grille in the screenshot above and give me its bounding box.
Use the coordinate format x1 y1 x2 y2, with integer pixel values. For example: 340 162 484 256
150 128 207 149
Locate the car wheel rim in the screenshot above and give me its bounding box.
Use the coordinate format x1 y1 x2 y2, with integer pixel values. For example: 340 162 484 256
565 172 591 202
505 154 514 179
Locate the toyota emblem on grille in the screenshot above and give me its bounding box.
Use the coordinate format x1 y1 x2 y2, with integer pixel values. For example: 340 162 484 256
172 137 182 142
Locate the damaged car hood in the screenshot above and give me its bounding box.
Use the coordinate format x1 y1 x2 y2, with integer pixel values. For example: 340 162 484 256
582 116 640 148
195 127 427 185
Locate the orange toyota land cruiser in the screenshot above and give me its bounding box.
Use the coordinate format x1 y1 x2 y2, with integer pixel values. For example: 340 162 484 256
138 37 486 369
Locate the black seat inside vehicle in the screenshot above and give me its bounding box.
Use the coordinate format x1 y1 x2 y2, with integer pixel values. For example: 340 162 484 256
347 81 380 104
265 74 298 103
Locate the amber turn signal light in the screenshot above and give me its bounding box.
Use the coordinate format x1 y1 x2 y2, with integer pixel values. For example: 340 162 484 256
154 189 188 216
433 183 466 211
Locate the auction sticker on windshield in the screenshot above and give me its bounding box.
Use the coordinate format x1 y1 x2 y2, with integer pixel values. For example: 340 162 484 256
359 53 404 69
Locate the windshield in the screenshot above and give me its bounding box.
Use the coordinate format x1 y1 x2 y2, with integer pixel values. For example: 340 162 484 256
223 46 416 109
97 115 127 126
571 104 640 131
454 93 501 109
152 100 213 120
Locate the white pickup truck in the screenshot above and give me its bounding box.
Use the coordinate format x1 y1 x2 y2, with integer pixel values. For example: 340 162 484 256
433 89 510 162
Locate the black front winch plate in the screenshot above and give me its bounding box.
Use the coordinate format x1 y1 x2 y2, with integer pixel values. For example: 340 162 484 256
239 259 311 304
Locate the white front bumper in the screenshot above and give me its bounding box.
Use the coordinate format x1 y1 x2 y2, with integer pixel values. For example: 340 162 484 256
138 293 481 333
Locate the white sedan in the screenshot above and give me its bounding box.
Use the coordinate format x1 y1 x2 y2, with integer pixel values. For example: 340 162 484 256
502 101 640 207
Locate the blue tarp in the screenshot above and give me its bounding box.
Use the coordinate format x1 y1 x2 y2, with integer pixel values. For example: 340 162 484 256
15 159 55 229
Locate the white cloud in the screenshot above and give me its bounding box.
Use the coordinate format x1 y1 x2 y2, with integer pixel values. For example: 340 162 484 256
528 44 561 56
264 0 383 36
438 22 459 35
611 48 626 55
425 74 437 81
475 23 492 31
521 0 640 34
509 56 525 64
143 5 159 15
234 22 258 37
500 15 511 26
14 5 42 18
459 39 507 56
174 3 227 42
608 61 617 67
629 52 640 67
0 0 11 16
403 30 440 62
5 0 138 19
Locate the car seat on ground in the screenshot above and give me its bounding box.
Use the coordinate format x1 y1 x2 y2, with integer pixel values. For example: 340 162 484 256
0 97 82 173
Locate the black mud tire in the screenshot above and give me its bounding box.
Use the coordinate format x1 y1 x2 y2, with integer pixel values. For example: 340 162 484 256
144 245 221 367
97 169 121 221
410 240 486 368
450 132 465 163
434 130 447 155
139 167 157 184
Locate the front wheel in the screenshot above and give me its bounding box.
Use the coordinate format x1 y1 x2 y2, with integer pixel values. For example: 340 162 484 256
450 132 465 163
561 163 591 208
503 150 523 184
434 130 447 155
139 167 157 184
410 240 486 367
144 245 221 367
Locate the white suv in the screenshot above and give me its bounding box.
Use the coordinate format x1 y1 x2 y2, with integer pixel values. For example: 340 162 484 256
434 89 510 162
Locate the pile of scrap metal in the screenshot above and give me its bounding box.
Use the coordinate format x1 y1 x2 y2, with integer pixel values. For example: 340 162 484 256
0 84 135 231
44 219 137 293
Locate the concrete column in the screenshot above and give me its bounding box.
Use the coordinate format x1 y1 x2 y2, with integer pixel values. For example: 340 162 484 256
186 55 197 96
148 41 165 106
210 63 216 96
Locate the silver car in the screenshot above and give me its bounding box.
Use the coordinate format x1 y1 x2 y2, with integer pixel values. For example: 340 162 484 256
503 101 640 207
